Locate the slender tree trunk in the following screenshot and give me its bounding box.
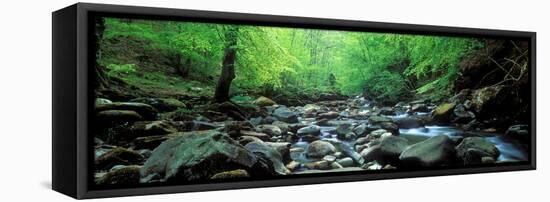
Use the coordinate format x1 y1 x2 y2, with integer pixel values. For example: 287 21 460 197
94 17 109 89
214 26 239 103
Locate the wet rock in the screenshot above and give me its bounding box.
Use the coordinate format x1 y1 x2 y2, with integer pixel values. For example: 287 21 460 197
301 134 321 142
353 124 369 137
505 124 529 144
286 161 301 172
369 129 388 138
272 121 290 134
123 120 177 142
317 111 339 120
245 141 290 175
255 124 282 136
130 97 186 112
96 165 141 186
304 104 322 114
323 155 337 163
273 106 299 123
395 117 425 129
141 131 275 182
96 102 158 120
265 142 292 164
305 160 331 170
297 125 321 136
237 136 264 146
431 103 456 123
363 161 383 170
399 135 457 167
240 131 271 141
261 116 278 124
255 96 277 107
211 169 250 179
410 104 429 113
336 122 354 136
471 85 505 115
455 137 500 164
95 147 144 170
337 157 355 167
337 132 357 141
453 104 476 123
96 110 143 123
95 98 112 105
305 140 336 158
360 136 409 165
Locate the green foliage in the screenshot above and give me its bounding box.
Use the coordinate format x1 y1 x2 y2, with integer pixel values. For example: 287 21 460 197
106 63 137 76
98 17 484 103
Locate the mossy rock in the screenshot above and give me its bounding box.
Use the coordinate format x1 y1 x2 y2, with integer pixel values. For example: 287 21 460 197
210 169 250 179
130 97 187 112
254 96 277 107
96 165 141 185
431 103 456 123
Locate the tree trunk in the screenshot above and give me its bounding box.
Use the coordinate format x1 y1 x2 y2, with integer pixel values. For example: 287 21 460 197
94 17 109 89
214 26 239 103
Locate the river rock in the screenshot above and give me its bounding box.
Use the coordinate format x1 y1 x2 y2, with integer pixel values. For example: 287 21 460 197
141 131 275 182
130 97 186 112
471 85 505 115
379 107 396 116
410 103 429 113
125 120 177 140
505 124 529 144
210 169 250 179
237 136 264 146
255 96 277 106
297 125 321 136
395 117 425 129
379 122 399 135
305 160 331 170
305 140 336 158
431 103 456 123
337 157 355 167
95 147 144 170
273 106 299 123
96 102 158 120
96 165 141 186
95 98 113 105
245 141 290 175
336 122 354 136
455 137 500 164
265 142 292 164
368 115 392 124
255 124 282 136
286 161 301 172
317 111 339 120
360 136 409 165
337 132 357 141
369 129 388 138
399 135 457 167
239 131 271 141
453 104 476 123
96 110 144 123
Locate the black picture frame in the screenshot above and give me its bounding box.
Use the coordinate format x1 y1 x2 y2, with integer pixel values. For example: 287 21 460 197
52 2 536 199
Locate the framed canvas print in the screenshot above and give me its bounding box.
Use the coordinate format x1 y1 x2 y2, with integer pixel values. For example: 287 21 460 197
52 3 536 199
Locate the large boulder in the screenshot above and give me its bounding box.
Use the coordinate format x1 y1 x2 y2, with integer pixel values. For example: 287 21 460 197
140 131 275 182
255 96 277 107
455 137 500 164
431 103 456 123
245 141 290 175
305 140 336 158
453 104 476 123
130 98 186 112
368 115 392 124
360 136 409 165
273 107 299 123
96 102 158 120
399 135 457 167
471 85 505 115
96 110 143 123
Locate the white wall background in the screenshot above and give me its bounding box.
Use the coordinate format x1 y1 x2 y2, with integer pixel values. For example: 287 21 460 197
0 0 547 201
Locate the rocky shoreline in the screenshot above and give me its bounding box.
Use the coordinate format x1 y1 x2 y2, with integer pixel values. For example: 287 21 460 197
93 91 529 186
